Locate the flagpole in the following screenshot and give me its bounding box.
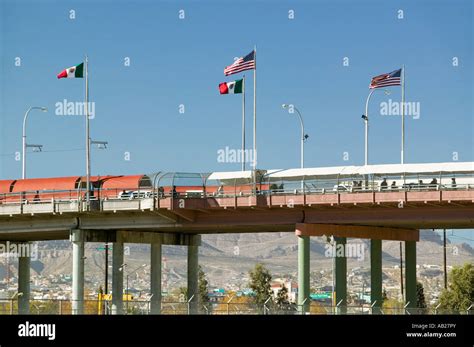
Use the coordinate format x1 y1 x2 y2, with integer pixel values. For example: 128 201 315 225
253 45 257 170
399 65 406 301
85 55 91 208
401 65 405 164
242 75 246 171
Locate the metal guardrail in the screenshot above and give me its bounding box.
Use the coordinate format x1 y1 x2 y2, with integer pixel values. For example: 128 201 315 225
1 183 473 206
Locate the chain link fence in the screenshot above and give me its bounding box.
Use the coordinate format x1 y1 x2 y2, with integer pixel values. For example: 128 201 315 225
0 299 472 315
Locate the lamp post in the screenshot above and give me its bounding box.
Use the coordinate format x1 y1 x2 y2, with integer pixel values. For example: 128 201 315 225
120 263 146 314
282 104 308 169
91 140 108 282
362 90 390 166
22 106 47 179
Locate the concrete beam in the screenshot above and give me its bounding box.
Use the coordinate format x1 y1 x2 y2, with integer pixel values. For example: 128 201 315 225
11 229 204 246
116 231 162 244
170 209 196 222
0 205 472 242
116 231 201 246
296 223 419 241
112 241 124 314
70 229 84 315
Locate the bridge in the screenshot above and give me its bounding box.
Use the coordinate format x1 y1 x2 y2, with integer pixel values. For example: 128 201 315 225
0 161 473 314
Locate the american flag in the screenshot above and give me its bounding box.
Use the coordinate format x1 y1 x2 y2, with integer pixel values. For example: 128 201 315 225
369 68 402 89
224 50 255 76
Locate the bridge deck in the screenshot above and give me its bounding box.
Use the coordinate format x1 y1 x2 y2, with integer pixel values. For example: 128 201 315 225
0 188 473 241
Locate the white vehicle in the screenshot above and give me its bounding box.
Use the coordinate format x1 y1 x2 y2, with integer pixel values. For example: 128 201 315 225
118 190 153 200
332 184 350 192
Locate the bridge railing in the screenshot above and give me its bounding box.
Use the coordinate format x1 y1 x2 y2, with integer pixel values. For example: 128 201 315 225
0 172 473 207
262 172 473 196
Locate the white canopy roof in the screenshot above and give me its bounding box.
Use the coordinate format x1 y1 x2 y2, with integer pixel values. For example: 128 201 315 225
207 170 253 181
265 162 474 180
206 162 474 183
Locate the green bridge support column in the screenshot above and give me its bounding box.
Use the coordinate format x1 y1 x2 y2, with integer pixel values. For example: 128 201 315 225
112 241 124 315
187 235 199 314
370 239 382 313
405 240 417 310
18 251 31 315
335 237 347 314
297 235 310 313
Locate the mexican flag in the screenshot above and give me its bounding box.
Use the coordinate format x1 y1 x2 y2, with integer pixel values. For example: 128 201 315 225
57 63 84 79
219 79 243 94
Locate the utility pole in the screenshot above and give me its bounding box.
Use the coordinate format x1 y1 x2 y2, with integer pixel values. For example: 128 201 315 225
5 255 9 296
400 242 404 300
443 229 447 289
105 243 109 294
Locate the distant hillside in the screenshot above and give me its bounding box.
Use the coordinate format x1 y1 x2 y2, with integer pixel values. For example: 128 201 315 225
0 230 472 289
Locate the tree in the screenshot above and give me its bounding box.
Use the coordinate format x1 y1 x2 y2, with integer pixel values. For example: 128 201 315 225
438 263 474 312
198 265 210 312
416 282 427 309
249 263 273 308
276 285 289 310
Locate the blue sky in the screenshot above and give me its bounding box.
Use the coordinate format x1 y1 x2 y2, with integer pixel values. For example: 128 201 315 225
0 0 472 179
0 0 473 245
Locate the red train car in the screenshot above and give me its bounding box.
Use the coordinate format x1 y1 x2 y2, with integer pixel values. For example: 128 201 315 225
11 177 83 202
0 179 17 203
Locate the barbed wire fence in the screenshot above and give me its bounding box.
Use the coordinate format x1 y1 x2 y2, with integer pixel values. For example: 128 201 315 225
0 299 472 315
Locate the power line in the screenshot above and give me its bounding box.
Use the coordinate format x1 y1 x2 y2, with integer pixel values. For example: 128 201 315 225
447 235 474 242
31 148 85 154
0 148 86 157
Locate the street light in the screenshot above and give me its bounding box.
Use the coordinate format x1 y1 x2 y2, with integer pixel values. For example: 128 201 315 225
120 263 147 314
281 104 308 169
91 140 108 149
362 89 390 165
22 106 47 179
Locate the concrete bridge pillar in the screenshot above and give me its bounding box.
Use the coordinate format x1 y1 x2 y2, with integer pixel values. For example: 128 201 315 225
187 235 200 314
405 240 417 310
150 241 162 314
335 237 347 314
297 235 310 313
295 223 420 315
71 229 84 315
370 239 382 313
112 241 124 314
18 250 31 315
